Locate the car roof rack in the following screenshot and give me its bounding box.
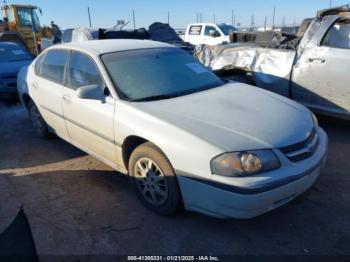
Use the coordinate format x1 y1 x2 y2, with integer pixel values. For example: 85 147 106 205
317 5 350 19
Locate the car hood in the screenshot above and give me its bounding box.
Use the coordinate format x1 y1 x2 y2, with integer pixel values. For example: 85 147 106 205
133 83 314 151
0 60 32 77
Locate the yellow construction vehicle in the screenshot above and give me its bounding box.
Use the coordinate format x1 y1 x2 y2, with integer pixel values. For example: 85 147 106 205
0 2 60 56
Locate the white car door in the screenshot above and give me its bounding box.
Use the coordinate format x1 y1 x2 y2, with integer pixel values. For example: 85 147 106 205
292 18 350 116
29 49 70 140
62 51 117 165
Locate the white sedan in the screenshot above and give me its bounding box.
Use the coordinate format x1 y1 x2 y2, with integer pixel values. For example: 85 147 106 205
17 40 328 219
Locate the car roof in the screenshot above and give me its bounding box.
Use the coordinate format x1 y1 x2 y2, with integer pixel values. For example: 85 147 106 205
53 39 174 54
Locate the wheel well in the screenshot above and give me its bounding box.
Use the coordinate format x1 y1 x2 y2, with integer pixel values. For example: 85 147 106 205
122 136 148 170
22 94 32 110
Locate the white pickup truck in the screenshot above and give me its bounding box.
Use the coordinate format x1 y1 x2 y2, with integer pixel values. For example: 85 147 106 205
184 23 237 46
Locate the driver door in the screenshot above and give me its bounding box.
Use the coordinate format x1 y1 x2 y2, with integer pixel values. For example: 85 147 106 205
292 18 350 116
62 51 117 165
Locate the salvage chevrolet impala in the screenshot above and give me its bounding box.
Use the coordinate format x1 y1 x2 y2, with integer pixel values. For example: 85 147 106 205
17 40 328 218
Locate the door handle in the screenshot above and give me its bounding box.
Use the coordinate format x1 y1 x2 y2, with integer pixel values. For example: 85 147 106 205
62 94 71 104
306 57 326 63
32 82 39 89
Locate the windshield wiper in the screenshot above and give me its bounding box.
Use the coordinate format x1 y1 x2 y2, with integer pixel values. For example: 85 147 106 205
131 83 225 102
131 94 175 102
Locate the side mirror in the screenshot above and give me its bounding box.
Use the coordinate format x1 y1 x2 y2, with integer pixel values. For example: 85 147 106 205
209 30 220 37
77 84 105 100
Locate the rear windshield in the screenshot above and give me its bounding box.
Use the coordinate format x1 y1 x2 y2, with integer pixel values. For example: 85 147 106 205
0 44 32 62
101 48 224 101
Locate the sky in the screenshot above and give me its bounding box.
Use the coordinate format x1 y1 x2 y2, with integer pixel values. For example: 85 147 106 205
3 0 350 29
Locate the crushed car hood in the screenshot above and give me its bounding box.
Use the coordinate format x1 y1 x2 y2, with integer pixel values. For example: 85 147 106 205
134 83 314 151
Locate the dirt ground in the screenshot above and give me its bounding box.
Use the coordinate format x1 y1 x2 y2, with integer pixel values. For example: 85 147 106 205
0 102 349 258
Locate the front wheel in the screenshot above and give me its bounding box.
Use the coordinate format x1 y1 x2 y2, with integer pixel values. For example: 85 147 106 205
129 142 182 215
28 100 50 139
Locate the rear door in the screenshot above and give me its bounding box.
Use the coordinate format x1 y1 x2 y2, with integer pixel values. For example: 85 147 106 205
62 51 117 165
292 18 350 116
29 49 70 140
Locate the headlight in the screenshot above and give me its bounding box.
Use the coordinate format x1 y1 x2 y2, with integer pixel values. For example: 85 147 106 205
312 113 319 126
211 150 280 177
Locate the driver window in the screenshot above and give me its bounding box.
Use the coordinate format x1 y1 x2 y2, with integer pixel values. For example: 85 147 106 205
204 26 220 36
68 52 103 90
322 19 350 49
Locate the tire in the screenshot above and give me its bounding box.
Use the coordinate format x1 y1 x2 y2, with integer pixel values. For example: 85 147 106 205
28 100 50 139
227 75 255 86
129 142 181 215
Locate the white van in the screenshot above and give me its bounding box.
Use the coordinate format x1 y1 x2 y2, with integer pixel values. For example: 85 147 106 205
184 23 237 46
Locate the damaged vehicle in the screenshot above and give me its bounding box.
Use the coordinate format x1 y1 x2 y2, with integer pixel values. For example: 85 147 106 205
196 5 350 120
17 40 327 219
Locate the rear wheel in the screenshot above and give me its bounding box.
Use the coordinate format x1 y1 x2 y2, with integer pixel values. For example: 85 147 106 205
28 100 50 139
129 142 181 215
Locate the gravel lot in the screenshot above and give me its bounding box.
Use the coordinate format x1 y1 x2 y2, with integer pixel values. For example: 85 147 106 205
0 102 349 257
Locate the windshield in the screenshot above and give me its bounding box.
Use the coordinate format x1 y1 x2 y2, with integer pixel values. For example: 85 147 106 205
0 44 32 62
217 24 237 35
102 48 224 101
16 7 41 32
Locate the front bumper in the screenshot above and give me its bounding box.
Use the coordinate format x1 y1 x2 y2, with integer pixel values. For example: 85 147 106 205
177 127 328 219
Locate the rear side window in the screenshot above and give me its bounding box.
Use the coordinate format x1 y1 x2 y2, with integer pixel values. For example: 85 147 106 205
188 25 202 35
34 54 45 75
322 19 350 49
40 50 68 83
67 51 102 90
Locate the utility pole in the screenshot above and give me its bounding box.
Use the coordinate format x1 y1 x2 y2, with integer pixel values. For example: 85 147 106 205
264 16 267 31
329 0 332 8
272 5 276 29
213 13 216 23
200 12 202 23
87 7 92 27
132 10 136 29
231 10 236 26
167 11 170 25
250 15 255 29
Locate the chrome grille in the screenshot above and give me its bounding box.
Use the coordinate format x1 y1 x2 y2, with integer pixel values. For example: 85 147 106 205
279 129 319 162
